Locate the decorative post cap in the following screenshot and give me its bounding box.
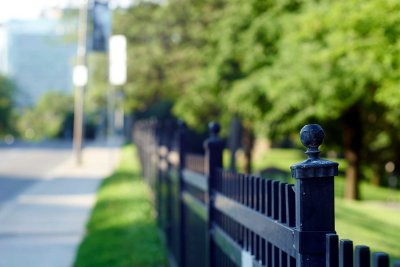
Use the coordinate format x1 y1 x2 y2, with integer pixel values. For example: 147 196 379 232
204 122 223 150
208 122 220 138
291 124 338 179
177 120 187 130
300 124 324 160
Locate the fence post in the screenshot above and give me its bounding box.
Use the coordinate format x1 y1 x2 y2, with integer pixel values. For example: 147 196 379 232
177 121 187 267
290 124 339 267
204 122 224 267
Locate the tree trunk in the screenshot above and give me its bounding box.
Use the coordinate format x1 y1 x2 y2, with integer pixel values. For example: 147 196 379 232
343 105 362 200
370 165 381 186
242 126 255 174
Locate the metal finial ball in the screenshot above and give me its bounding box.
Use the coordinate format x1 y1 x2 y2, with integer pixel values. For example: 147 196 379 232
208 122 220 136
300 124 324 150
177 120 187 129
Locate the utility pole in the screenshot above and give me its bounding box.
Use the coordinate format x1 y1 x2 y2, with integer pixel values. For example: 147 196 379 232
107 84 115 140
73 0 88 165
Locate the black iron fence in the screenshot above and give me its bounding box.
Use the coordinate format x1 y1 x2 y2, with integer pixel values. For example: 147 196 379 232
133 120 400 267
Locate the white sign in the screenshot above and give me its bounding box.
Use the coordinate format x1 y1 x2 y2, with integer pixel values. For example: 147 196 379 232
73 65 88 87
109 35 127 85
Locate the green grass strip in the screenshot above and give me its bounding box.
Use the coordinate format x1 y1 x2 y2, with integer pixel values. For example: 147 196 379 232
336 198 400 261
74 145 167 267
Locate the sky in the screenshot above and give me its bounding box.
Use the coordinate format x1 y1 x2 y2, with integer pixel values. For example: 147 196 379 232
0 0 132 23
0 0 67 22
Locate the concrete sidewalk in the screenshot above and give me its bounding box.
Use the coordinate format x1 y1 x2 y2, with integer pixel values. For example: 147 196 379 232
0 143 121 267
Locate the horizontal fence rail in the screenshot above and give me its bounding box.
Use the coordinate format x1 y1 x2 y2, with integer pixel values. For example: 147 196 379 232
133 120 400 267
213 170 297 266
185 153 206 174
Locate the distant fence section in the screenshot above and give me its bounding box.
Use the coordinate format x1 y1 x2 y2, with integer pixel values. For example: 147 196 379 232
133 120 400 267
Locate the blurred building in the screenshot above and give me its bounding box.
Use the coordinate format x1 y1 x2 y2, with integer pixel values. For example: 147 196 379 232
0 8 77 106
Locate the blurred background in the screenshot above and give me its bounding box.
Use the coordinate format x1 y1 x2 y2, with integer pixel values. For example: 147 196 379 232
1 0 400 263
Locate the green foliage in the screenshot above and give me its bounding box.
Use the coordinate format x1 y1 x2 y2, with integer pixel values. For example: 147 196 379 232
113 0 228 122
86 53 109 112
173 0 304 130
74 145 167 267
0 75 16 135
113 3 187 112
264 0 400 125
84 52 109 135
115 0 400 192
258 0 400 187
17 91 73 140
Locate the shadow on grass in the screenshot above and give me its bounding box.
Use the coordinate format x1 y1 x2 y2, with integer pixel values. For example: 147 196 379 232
336 201 400 261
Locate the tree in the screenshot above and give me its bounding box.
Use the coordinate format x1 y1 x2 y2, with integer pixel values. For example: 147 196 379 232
0 75 16 135
114 0 400 199
174 0 303 172
113 0 228 120
17 91 73 140
250 0 400 199
174 0 400 198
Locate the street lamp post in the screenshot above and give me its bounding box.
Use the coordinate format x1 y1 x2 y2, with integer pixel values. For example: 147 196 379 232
73 0 88 165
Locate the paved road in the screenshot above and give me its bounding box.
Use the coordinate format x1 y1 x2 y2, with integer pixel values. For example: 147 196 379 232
0 141 73 203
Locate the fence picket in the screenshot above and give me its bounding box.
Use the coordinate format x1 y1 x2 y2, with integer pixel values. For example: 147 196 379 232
272 244 279 267
252 176 257 257
248 176 253 254
355 246 370 267
260 179 266 265
244 175 248 251
239 174 244 247
272 180 280 221
233 173 239 244
340 240 354 267
266 179 272 217
285 184 295 227
289 255 296 267
281 251 288 267
271 180 280 266
373 253 389 267
279 181 288 267
326 234 339 267
266 241 272 267
279 182 287 224
248 175 253 255
255 177 261 262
